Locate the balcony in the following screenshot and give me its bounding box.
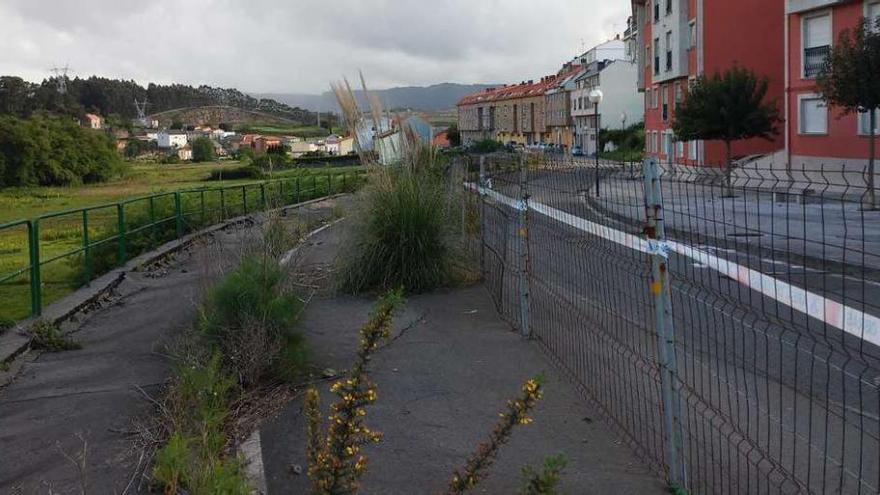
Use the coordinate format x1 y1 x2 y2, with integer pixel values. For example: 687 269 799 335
804 45 830 78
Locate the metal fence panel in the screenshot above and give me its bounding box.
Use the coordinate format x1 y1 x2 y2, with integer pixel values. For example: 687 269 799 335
465 153 880 494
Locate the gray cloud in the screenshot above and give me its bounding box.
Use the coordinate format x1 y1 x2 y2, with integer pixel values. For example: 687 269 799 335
0 0 629 93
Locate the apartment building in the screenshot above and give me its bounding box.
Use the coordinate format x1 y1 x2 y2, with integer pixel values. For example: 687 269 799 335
785 0 880 168
632 0 785 166
570 60 643 156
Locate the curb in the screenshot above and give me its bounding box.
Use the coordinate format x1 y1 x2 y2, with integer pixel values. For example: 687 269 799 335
0 194 348 365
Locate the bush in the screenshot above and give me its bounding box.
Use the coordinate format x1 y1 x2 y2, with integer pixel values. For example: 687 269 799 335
339 165 458 294
200 256 305 384
469 139 504 154
206 164 264 181
0 114 126 187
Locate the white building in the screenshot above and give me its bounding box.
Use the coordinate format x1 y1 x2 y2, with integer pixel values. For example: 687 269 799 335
570 50 643 155
158 130 188 149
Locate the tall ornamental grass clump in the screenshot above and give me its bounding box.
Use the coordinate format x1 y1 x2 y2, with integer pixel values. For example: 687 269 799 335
338 163 458 294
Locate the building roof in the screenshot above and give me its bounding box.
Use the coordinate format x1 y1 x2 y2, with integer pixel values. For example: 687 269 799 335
457 65 582 106
433 131 451 148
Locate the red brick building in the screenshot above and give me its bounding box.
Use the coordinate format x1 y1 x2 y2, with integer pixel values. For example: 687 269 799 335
632 0 786 166
785 0 880 168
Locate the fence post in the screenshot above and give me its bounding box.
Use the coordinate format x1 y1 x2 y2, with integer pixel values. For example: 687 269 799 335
260 183 266 210
296 177 301 203
200 190 206 226
174 192 183 238
117 204 127 264
242 185 248 214
327 174 333 196
29 220 41 316
479 156 487 275
517 152 531 339
643 157 686 490
82 210 91 286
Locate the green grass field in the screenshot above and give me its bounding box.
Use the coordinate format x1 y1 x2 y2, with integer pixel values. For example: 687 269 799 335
0 161 365 323
237 124 341 138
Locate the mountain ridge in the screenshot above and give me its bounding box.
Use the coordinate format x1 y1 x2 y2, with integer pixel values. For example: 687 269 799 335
255 82 499 113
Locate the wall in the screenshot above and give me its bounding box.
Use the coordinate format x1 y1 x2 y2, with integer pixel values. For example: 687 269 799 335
786 1 880 164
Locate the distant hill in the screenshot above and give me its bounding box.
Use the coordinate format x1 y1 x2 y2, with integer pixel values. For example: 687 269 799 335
256 83 499 113
0 75 322 125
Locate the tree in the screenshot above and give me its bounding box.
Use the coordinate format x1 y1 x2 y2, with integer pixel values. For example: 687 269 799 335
672 66 780 195
817 17 880 209
170 119 183 130
447 123 461 147
191 137 216 162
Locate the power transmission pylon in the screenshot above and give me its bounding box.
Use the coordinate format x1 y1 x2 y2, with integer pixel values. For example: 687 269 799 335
49 65 71 94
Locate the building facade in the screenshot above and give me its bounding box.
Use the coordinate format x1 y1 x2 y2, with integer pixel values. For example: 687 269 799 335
785 0 880 168
158 130 188 149
632 0 786 166
571 59 643 155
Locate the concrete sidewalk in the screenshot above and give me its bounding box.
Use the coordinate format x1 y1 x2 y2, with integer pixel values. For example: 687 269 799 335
260 223 666 494
0 199 342 494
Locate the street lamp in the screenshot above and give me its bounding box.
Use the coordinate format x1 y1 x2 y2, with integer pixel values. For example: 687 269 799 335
589 88 604 197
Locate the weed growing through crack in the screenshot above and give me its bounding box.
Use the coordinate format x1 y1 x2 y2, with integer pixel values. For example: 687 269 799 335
304 290 403 494
446 377 544 494
29 320 81 351
519 454 568 495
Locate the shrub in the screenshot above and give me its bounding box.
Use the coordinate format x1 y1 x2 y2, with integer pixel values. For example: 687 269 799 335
519 455 568 495
153 354 249 495
469 139 504 154
206 165 264 181
338 165 459 294
200 256 305 384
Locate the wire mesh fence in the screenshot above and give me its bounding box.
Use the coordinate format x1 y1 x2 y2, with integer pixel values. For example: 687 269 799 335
461 152 880 494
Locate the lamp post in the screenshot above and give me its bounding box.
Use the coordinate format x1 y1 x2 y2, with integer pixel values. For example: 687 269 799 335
588 89 604 197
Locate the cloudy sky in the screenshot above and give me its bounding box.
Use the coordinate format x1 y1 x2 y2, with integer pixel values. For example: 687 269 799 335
0 0 629 94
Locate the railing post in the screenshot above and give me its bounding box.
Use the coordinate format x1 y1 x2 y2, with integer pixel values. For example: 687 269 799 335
117 204 127 264
29 220 41 316
242 185 248 214
643 157 686 490
200 190 206 226
174 192 183 238
149 196 156 245
479 156 487 275
220 188 226 220
296 177 301 203
517 152 531 339
82 210 91 286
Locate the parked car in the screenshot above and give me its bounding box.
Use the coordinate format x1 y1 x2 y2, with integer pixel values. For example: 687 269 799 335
572 145 584 156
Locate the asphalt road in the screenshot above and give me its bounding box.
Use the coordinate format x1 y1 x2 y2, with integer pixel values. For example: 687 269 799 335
476 166 880 494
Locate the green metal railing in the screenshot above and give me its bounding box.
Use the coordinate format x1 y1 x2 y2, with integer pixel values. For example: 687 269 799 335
0 172 366 322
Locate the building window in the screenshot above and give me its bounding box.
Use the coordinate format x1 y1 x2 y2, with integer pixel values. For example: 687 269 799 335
799 96 828 134
802 12 831 78
666 0 672 15
868 2 880 33
688 140 698 160
654 1 660 22
655 132 661 156
674 82 683 113
653 38 660 75
859 110 879 135
661 85 668 121
646 45 652 68
664 132 673 158
676 139 684 158
665 32 673 71
689 21 697 49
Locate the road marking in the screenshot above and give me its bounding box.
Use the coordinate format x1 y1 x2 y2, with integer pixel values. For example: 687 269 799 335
470 184 880 348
